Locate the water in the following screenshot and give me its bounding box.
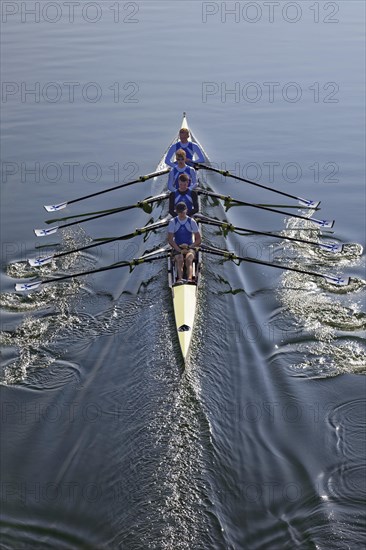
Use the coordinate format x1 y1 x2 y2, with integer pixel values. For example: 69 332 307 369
1 2 365 548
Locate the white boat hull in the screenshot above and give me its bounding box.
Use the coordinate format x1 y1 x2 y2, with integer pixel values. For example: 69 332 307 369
156 112 208 362
172 283 197 360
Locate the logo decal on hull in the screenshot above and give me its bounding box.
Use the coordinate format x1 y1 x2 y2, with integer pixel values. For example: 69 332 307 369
178 324 191 332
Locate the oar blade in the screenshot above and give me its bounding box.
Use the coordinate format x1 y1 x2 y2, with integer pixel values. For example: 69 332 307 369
313 219 334 229
44 202 68 212
34 226 59 237
319 242 344 253
28 256 54 267
323 274 350 286
298 198 320 208
15 280 42 292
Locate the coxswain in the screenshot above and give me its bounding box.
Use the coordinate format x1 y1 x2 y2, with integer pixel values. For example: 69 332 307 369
167 149 197 192
165 127 205 168
169 173 199 217
167 202 201 283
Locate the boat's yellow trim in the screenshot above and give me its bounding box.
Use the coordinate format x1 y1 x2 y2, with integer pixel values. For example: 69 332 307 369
172 283 197 360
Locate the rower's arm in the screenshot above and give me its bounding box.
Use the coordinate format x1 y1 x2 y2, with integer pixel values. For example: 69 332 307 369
164 144 176 168
167 171 175 192
192 143 205 164
168 193 176 217
193 231 202 247
188 168 197 190
168 232 181 253
191 191 199 216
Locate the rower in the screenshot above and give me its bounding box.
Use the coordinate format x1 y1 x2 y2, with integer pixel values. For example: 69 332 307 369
165 127 205 168
168 202 202 283
167 149 197 192
169 173 199 217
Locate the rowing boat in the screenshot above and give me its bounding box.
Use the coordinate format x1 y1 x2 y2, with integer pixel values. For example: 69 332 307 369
15 114 351 364
159 112 209 360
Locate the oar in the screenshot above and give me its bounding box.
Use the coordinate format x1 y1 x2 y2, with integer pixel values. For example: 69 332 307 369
28 219 170 266
43 169 170 212
195 214 343 253
198 190 334 228
193 163 319 208
15 247 171 292
34 193 169 237
200 244 350 286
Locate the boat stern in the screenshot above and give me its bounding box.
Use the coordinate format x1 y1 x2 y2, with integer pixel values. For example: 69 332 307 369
172 282 197 361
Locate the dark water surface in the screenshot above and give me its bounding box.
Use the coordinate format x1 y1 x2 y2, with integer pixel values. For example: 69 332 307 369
1 2 365 549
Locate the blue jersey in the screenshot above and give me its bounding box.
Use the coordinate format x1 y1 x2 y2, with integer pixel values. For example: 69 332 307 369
168 216 199 246
165 141 205 168
175 142 194 160
174 190 193 211
167 165 197 192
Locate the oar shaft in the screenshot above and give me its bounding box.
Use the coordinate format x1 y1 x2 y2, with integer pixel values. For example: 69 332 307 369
201 246 336 281
67 169 169 206
53 221 169 259
194 163 316 204
199 216 325 248
57 204 135 230
56 195 168 231
199 190 332 227
40 252 170 285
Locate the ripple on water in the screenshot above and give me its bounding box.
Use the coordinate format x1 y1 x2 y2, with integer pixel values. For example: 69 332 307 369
322 463 366 508
1 228 98 384
20 361 83 391
0 308 81 385
274 217 366 377
282 339 366 378
326 399 366 461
